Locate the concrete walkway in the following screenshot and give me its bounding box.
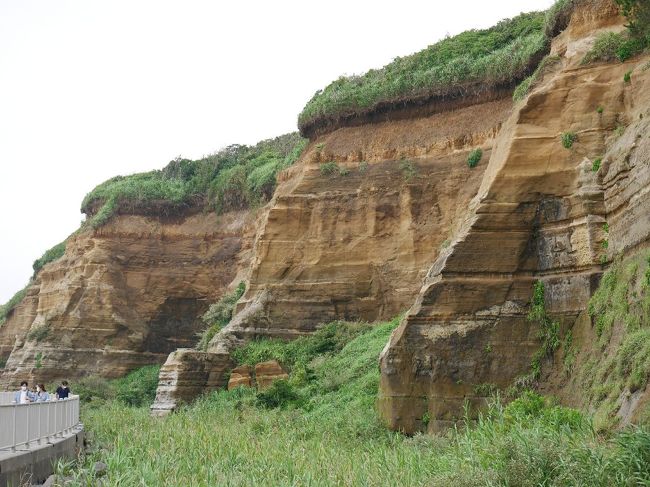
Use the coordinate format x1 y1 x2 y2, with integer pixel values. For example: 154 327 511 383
0 426 84 486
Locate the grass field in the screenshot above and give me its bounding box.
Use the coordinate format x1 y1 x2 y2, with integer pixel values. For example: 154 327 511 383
57 319 650 486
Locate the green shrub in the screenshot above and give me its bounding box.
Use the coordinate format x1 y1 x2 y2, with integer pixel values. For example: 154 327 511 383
582 32 639 64
615 0 650 46
81 134 307 228
592 158 602 171
624 70 632 83
320 162 339 176
467 148 483 168
114 365 161 407
232 321 373 371
32 241 66 275
26 324 50 343
561 131 577 149
255 380 301 409
74 375 115 403
597 106 604 114
0 286 28 326
399 159 417 180
196 282 246 351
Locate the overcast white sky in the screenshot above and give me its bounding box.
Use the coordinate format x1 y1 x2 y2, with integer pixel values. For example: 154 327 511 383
0 0 554 302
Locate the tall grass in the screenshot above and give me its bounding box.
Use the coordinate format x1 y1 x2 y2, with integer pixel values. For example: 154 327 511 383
63 318 650 486
81 133 307 228
298 11 548 134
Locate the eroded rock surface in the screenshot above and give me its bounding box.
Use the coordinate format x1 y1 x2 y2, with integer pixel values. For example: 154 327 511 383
0 210 256 388
379 2 650 433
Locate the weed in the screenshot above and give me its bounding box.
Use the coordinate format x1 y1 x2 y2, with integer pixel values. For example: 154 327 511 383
421 411 431 427
563 330 577 375
320 162 340 176
34 352 43 369
27 323 50 343
256 380 301 409
561 131 577 149
597 106 604 114
196 283 246 351
615 125 626 137
624 70 632 83
592 158 602 172
473 383 497 396
603 222 609 233
467 148 483 168
358 161 369 174
114 365 160 407
399 159 417 180
528 281 560 378
581 31 645 64
315 143 325 151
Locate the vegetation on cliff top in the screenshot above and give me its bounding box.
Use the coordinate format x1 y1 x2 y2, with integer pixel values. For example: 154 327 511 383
81 133 307 228
0 286 29 326
60 319 650 485
297 0 591 135
32 240 66 275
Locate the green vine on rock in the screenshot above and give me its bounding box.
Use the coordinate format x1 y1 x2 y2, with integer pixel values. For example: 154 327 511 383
528 281 561 379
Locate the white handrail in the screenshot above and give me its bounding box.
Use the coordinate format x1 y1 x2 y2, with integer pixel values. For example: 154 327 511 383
0 395 80 451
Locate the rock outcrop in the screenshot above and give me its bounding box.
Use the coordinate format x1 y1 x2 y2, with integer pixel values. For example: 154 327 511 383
0 210 256 388
379 1 650 433
151 92 514 412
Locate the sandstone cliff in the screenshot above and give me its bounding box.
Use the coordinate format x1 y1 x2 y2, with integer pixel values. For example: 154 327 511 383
379 0 650 433
151 82 515 413
0 210 256 387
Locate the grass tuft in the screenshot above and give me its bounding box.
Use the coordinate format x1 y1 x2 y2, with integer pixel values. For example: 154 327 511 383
561 131 577 149
467 148 483 168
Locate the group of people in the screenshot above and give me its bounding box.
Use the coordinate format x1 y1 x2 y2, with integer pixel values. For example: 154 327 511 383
12 380 70 404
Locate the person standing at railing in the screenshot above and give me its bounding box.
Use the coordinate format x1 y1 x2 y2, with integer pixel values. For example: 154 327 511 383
13 381 35 404
55 380 70 400
34 383 50 402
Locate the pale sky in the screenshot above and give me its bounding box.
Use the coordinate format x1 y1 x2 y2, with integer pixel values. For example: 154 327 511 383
0 0 554 302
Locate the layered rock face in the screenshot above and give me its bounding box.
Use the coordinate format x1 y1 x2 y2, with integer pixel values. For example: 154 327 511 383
150 94 513 414
379 2 650 433
0 210 256 388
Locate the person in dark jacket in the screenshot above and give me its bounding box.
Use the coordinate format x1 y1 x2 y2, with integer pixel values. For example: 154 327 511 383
55 380 70 399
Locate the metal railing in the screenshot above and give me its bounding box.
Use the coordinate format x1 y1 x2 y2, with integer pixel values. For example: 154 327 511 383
0 395 80 451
